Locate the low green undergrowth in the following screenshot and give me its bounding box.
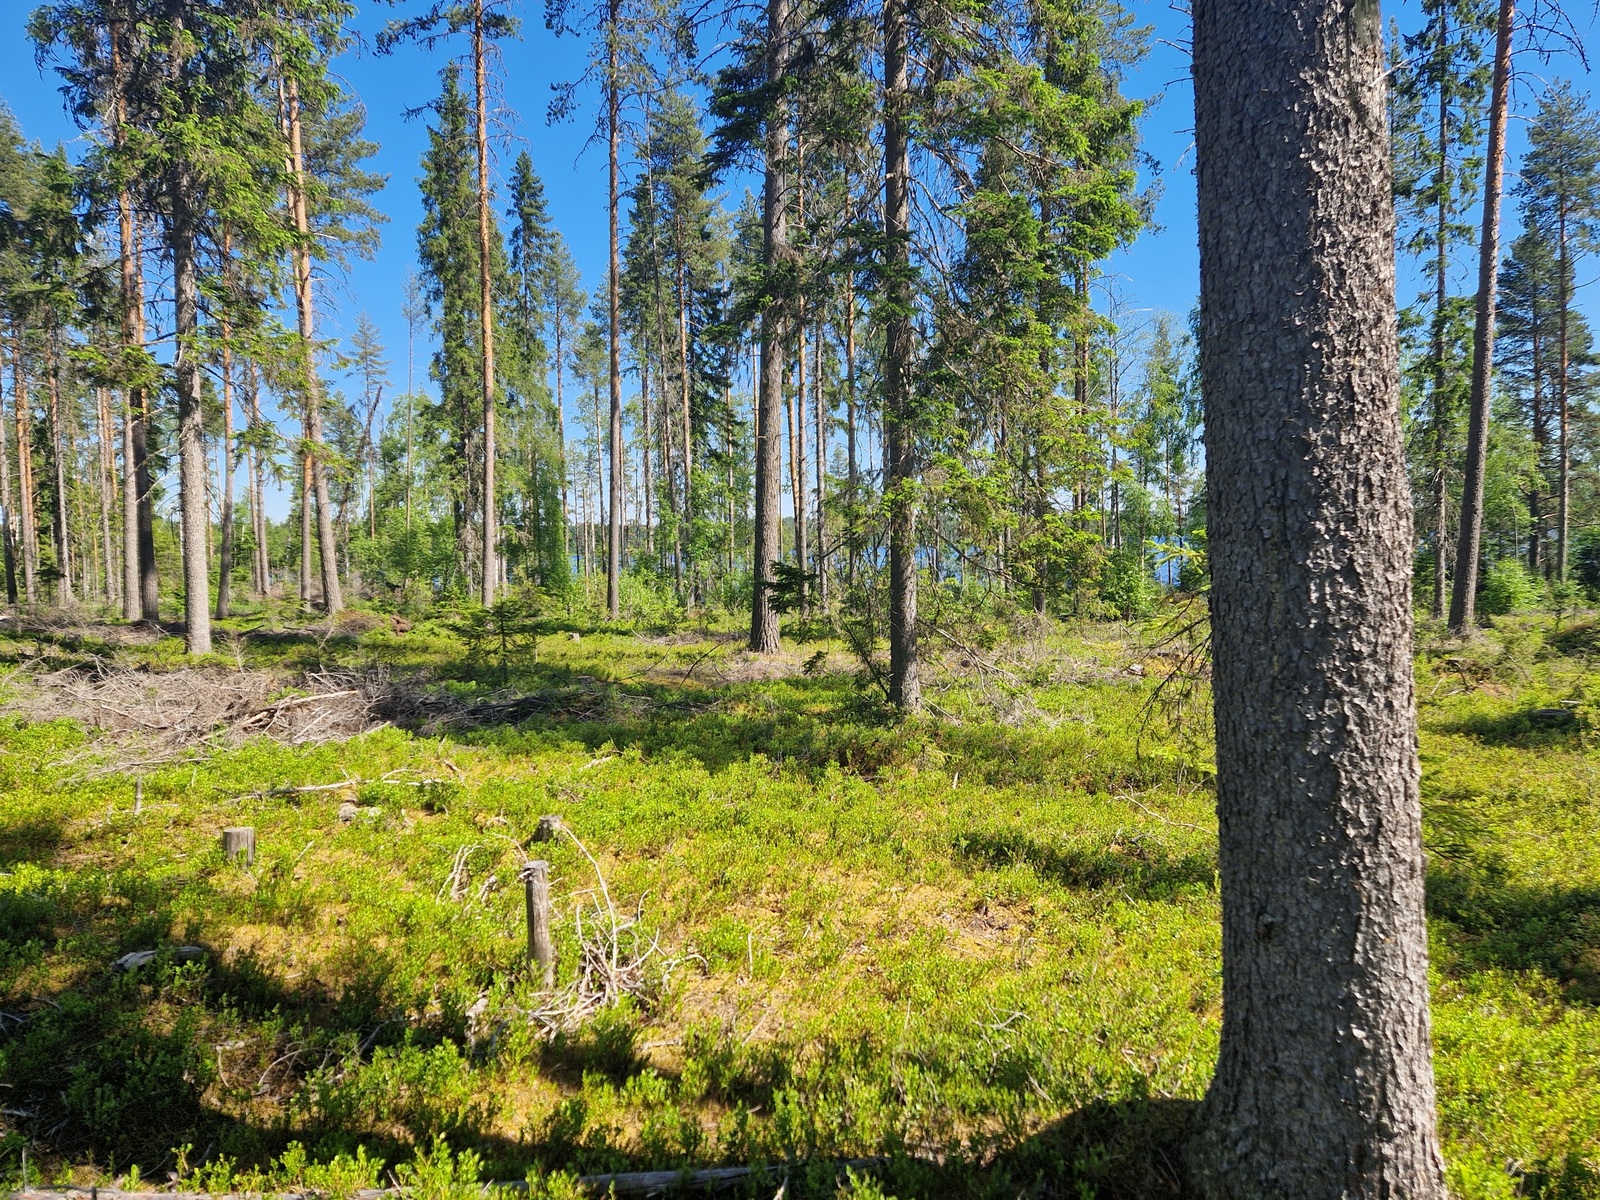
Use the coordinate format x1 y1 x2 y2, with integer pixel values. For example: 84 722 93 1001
0 613 1598 1196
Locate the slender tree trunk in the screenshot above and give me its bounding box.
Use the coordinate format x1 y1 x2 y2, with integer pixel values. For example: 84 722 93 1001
1529 318 1545 575
45 331 72 606
793 317 809 609
815 317 827 607
1429 47 1451 620
215 312 235 620
1449 0 1514 631
884 0 919 711
282 73 343 614
749 0 789 653
300 453 313 604
676 215 693 595
605 0 623 619
13 324 38 605
845 272 859 587
1557 203 1571 581
0 339 16 606
555 323 568 569
170 179 212 656
473 0 499 605
1188 1 1445 1194
245 361 267 595
96 386 115 605
112 25 156 622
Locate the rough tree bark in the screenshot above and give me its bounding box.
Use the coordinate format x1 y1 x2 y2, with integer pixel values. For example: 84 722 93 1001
748 0 788 654
1188 0 1447 1195
1449 0 1514 631
883 0 919 712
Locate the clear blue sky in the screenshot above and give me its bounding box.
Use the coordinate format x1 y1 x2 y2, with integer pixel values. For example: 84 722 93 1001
0 0 1596 506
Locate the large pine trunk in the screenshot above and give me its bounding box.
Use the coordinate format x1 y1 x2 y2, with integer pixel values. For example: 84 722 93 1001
1189 1 1445 1194
883 0 918 711
170 181 212 656
1449 0 1514 630
748 0 788 654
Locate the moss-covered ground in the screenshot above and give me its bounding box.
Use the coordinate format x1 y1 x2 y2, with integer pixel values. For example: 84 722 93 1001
2 610 1600 1197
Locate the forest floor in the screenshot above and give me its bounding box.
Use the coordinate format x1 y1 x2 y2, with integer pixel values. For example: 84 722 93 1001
1 605 1599 1198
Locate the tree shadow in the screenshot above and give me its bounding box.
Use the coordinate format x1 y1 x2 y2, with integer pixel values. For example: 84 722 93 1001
1429 707 1580 748
1428 858 1600 1002
954 830 1215 900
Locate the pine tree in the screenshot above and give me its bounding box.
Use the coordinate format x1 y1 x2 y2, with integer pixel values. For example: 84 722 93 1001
382 0 520 605
1515 80 1600 581
1390 0 1494 616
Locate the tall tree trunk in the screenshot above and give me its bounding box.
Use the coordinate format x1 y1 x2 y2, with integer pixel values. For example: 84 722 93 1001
1448 0 1514 631
13 324 38 605
0 338 16 606
1429 35 1451 619
300 453 313 604
1556 201 1571 581
792 315 809 609
46 330 73 606
554 322 568 569
815 316 827 608
605 0 623 620
884 0 919 711
215 311 235 620
642 351 655 564
845 271 859 587
113 25 157 622
749 0 789 653
170 179 212 656
473 0 499 605
282 73 343 614
96 386 115 605
676 214 693 596
1188 1 1445 1194
1528 311 1545 575
247 360 269 595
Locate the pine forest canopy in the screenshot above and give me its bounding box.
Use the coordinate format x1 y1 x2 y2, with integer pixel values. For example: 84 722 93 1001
0 0 1589 668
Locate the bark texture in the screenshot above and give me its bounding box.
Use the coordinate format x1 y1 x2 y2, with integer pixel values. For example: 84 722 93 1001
1189 1 1445 1195
1449 0 1514 630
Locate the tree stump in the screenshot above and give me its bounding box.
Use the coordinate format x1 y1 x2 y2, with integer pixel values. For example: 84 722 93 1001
222 826 256 866
524 860 554 986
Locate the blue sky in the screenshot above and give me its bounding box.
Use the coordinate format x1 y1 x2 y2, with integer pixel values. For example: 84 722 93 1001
0 0 1596 513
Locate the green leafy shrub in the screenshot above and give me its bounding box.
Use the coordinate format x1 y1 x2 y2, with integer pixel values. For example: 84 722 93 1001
1479 559 1545 616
